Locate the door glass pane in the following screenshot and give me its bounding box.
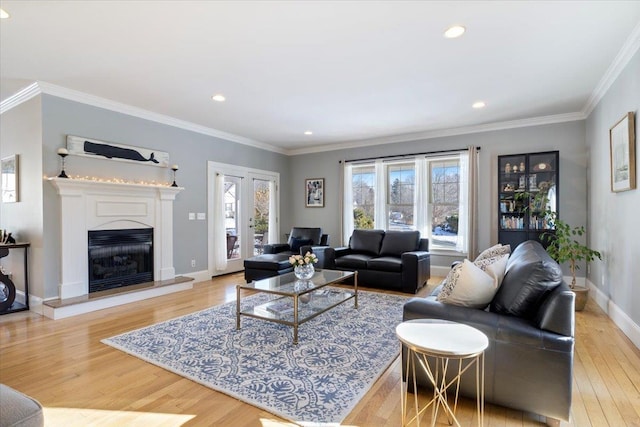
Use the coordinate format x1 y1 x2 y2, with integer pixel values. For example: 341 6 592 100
253 179 271 256
224 176 241 260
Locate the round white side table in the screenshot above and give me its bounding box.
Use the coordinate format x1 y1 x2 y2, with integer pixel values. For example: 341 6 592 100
396 319 489 427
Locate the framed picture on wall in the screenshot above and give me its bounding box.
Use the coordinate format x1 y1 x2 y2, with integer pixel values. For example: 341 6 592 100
305 178 324 207
609 112 636 192
1 155 19 203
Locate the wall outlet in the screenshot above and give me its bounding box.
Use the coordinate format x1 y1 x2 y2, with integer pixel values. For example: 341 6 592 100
188 213 196 220
197 212 206 220
191 259 196 267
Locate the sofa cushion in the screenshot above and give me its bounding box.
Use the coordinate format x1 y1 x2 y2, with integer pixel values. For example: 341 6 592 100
290 238 313 253
490 240 563 319
367 256 403 273
437 255 508 309
349 229 385 255
335 253 374 270
379 230 420 257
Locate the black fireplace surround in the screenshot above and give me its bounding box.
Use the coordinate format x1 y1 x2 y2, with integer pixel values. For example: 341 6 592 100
88 228 153 293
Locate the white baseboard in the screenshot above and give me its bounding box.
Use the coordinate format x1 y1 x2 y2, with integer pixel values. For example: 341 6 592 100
587 279 640 350
431 266 451 278
181 269 211 283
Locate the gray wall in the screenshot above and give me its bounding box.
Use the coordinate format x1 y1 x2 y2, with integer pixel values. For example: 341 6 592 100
37 95 290 299
289 121 588 271
585 49 639 326
0 97 44 297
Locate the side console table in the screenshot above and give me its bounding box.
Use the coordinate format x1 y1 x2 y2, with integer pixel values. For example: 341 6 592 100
0 242 30 314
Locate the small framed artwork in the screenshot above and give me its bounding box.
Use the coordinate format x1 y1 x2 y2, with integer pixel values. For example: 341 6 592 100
609 112 636 192
1 155 19 203
305 178 324 207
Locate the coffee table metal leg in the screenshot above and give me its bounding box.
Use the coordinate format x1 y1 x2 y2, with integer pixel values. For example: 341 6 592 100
354 271 358 309
236 285 241 330
293 295 299 345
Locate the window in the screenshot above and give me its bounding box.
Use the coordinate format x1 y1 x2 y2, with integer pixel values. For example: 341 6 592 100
352 165 375 229
429 158 460 249
387 162 415 230
345 153 469 252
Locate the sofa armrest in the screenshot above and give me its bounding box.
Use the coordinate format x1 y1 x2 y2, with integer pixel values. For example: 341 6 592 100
534 283 575 337
309 246 335 269
400 251 430 293
333 246 351 258
263 243 291 254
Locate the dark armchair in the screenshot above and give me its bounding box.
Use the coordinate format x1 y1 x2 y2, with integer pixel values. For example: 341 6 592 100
263 227 330 257
243 227 330 283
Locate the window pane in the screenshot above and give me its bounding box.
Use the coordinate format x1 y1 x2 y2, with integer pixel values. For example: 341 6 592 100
430 159 460 248
352 166 375 229
388 162 415 230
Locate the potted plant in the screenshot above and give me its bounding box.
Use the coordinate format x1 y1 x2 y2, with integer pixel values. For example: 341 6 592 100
542 213 601 311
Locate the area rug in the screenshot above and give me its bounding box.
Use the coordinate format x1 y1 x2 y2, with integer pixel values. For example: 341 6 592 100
102 289 408 426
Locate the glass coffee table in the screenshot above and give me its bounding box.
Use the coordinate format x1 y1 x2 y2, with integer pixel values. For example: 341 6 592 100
236 269 357 344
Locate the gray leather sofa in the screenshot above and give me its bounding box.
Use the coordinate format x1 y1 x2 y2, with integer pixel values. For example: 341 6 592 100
402 240 574 426
320 229 430 293
243 227 329 282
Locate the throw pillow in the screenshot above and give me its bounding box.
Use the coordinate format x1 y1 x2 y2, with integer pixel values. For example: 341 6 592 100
475 243 511 262
290 238 313 253
436 254 508 309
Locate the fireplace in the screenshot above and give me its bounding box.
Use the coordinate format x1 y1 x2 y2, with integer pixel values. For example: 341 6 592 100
50 178 183 301
88 228 154 293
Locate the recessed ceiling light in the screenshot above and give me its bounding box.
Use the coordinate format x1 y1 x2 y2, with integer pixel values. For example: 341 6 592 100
211 94 226 102
0 8 10 19
304 131 313 135
472 101 486 109
444 25 465 39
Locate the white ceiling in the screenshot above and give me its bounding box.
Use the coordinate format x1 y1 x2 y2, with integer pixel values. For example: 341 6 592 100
1 1 639 155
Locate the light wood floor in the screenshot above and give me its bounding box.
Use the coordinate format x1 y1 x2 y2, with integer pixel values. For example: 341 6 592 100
1 273 639 426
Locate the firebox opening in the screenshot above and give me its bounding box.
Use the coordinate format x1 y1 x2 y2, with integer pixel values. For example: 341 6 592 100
88 228 153 293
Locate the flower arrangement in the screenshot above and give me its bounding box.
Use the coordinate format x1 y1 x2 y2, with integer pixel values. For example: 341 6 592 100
289 251 318 267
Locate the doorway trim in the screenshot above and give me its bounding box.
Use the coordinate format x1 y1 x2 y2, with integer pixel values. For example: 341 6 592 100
207 161 280 277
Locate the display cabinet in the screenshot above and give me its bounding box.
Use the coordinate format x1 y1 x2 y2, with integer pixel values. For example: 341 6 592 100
498 151 558 248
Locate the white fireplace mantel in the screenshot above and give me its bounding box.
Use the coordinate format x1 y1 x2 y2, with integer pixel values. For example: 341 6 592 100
49 177 183 300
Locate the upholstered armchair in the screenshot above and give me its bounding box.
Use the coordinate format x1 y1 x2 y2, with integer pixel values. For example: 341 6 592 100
263 227 330 257
243 227 331 283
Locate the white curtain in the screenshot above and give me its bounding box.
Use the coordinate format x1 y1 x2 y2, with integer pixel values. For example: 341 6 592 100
268 180 278 245
374 160 386 229
414 157 428 237
456 147 479 257
214 173 227 271
342 162 354 245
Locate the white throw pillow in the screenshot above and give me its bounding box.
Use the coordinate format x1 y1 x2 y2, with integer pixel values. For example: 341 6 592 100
475 244 511 262
437 254 509 309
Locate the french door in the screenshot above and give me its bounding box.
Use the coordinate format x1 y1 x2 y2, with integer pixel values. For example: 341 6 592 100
207 162 279 276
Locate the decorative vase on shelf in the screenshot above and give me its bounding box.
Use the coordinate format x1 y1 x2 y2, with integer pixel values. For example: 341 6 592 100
294 264 315 280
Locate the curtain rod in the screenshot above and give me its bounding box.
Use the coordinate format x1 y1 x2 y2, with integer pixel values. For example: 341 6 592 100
339 146 480 164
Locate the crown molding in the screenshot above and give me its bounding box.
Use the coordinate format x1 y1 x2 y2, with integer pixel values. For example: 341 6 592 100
582 21 640 117
0 82 41 115
1 81 287 155
287 112 586 156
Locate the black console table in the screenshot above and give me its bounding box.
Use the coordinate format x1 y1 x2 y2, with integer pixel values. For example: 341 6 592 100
0 242 30 314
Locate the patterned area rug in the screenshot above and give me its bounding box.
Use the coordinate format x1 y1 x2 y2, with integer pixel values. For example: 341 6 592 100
102 288 408 426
